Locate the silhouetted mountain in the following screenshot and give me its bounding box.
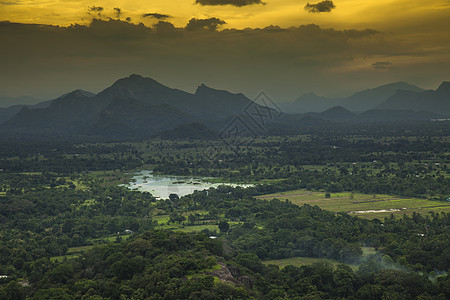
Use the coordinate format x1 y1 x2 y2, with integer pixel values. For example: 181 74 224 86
286 82 424 113
82 98 192 137
298 106 356 123
4 90 100 132
0 99 53 123
285 93 340 113
1 75 447 139
96 75 252 120
58 89 96 99
193 84 255 120
341 82 424 111
358 109 442 122
158 122 218 140
319 106 356 121
0 90 93 123
1 75 264 138
376 82 450 115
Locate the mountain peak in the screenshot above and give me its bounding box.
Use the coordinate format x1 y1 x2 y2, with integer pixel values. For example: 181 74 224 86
437 81 450 93
195 84 239 96
128 74 144 80
195 84 214 95
322 106 353 114
112 74 160 87
58 89 95 99
98 75 169 100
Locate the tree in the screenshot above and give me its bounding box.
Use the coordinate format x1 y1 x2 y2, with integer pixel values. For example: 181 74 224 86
169 193 179 202
1 281 26 300
218 221 229 234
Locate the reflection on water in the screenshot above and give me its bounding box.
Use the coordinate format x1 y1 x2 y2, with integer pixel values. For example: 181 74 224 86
121 170 252 199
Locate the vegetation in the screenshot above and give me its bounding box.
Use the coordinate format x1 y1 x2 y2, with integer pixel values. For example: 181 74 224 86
0 123 449 298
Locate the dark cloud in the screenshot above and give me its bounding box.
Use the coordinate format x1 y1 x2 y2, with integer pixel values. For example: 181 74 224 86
87 6 104 16
114 8 121 19
305 0 336 13
195 0 265 7
153 21 179 36
373 61 392 69
186 18 226 31
142 13 172 20
3 19 444 102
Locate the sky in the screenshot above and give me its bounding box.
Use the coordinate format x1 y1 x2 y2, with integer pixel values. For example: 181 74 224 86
1 0 449 102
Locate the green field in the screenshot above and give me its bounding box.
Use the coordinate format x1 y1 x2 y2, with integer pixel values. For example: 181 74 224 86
50 254 81 263
257 190 450 219
50 236 132 262
263 247 377 270
263 257 358 270
173 225 218 233
153 214 170 225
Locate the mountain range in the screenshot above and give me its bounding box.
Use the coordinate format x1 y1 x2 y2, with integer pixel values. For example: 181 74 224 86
0 75 448 140
0 95 41 108
284 82 426 113
1 75 263 138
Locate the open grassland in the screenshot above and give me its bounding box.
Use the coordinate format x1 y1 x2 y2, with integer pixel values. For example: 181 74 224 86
50 254 81 263
263 257 357 270
50 245 95 262
173 225 219 233
153 214 170 225
263 247 376 270
50 236 131 262
257 190 450 219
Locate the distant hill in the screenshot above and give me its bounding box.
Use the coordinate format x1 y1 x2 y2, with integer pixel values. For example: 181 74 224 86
376 82 450 115
0 95 41 108
0 99 53 124
340 82 424 112
286 82 425 113
57 89 96 99
84 97 193 138
3 90 101 132
318 106 357 122
358 109 442 123
285 93 339 114
1 75 265 138
1 76 447 139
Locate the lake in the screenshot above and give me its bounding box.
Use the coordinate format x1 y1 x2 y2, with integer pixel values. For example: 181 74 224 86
121 170 252 199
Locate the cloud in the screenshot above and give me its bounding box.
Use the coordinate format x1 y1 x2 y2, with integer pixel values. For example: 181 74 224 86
0 1 21 5
142 13 172 20
305 0 335 13
195 0 265 7
372 61 392 69
0 19 448 101
153 21 179 36
87 6 104 16
114 8 121 19
185 18 226 31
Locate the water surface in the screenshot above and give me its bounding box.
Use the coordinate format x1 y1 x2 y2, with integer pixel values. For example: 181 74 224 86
122 170 251 199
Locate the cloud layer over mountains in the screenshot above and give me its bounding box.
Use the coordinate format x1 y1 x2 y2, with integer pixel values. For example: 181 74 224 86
0 17 449 100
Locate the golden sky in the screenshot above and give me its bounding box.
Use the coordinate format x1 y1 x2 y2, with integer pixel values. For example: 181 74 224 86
0 0 449 100
1 0 448 30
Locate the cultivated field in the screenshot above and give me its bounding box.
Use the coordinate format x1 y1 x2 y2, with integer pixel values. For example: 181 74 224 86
263 257 349 269
257 190 450 219
263 247 377 270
